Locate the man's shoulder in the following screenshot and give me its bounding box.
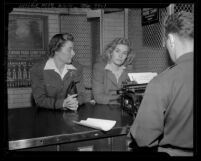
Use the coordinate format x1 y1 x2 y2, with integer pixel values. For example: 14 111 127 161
152 65 177 83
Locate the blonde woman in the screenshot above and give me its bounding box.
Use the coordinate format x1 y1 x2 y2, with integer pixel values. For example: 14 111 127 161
92 37 136 105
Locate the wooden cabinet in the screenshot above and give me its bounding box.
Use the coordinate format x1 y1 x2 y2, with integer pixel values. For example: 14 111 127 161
18 135 129 151
111 135 128 151
9 104 133 151
18 145 57 151
60 135 129 151
60 137 111 151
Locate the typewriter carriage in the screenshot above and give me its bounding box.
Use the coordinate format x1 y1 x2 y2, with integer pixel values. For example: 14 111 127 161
117 81 147 116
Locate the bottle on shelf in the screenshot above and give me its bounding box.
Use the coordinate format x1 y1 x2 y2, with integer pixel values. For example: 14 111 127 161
17 62 22 87
12 64 17 88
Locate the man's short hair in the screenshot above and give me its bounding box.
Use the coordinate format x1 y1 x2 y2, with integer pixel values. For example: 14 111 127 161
164 11 194 39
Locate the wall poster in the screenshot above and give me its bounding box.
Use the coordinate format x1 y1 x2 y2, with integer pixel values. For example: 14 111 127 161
7 14 48 88
8 14 48 50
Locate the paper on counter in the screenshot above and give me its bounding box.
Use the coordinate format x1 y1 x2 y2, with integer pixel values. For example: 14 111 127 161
73 118 116 131
128 72 157 84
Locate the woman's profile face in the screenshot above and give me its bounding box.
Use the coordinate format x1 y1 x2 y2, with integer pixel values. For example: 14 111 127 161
55 40 75 64
110 44 129 66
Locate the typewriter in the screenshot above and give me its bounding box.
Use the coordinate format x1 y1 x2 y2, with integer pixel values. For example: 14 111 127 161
117 81 147 117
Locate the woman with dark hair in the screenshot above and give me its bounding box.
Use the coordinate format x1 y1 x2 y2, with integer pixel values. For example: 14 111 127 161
30 33 86 111
92 37 136 105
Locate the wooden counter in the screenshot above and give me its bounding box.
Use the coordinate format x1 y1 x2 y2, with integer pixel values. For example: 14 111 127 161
8 103 134 151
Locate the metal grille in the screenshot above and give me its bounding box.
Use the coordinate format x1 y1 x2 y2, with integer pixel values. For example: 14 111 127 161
60 15 91 65
143 8 167 49
129 8 170 74
60 15 92 101
174 3 194 13
143 22 163 48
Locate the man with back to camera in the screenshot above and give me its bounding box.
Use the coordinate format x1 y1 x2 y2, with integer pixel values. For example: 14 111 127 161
129 11 194 156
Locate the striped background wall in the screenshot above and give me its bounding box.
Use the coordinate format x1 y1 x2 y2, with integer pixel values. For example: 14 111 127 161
102 11 125 50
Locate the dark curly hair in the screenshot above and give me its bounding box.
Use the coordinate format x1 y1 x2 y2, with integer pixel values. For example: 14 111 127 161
164 11 194 39
48 33 74 57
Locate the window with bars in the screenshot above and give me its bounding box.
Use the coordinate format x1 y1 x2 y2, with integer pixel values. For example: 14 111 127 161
142 8 167 48
142 3 194 49
174 3 194 13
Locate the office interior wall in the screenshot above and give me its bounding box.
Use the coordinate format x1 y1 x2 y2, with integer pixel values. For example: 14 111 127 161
8 5 193 108
128 4 194 74
174 3 194 13
128 8 170 74
102 11 125 51
60 11 125 101
60 14 92 101
7 8 60 108
7 8 125 108
90 18 100 65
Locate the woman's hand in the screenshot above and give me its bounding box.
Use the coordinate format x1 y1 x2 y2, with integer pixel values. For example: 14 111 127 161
63 94 79 111
109 94 121 104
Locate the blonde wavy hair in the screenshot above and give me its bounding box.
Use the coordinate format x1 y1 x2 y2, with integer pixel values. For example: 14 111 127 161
100 37 135 66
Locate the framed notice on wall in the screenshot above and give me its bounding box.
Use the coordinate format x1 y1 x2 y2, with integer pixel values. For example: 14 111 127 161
7 14 48 88
8 14 48 50
141 8 159 26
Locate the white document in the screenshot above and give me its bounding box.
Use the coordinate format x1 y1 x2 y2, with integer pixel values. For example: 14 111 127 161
73 118 116 131
128 72 157 84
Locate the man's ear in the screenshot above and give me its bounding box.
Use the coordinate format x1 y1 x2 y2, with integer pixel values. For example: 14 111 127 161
168 33 175 48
